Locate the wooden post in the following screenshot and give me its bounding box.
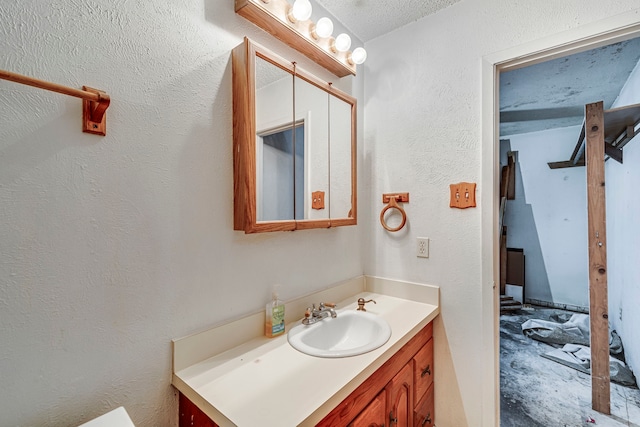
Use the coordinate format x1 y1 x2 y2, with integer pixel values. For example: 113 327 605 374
500 226 507 295
585 101 610 414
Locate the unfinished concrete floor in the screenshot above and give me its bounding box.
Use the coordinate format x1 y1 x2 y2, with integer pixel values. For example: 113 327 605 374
500 306 640 427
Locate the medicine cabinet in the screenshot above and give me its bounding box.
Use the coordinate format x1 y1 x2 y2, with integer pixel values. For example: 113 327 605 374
232 37 357 233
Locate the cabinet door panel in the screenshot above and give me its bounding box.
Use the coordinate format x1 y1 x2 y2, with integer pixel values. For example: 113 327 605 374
413 338 434 403
317 321 433 427
414 383 434 427
349 390 386 427
179 393 218 427
387 363 413 427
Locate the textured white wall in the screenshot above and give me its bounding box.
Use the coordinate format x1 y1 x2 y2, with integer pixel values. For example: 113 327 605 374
0 1 363 426
363 2 640 426
2 0 640 426
607 58 640 380
504 127 589 308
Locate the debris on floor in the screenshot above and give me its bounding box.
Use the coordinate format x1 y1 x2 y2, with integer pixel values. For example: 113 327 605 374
521 304 535 312
520 312 636 387
542 343 637 386
500 306 640 426
500 295 522 314
521 313 623 355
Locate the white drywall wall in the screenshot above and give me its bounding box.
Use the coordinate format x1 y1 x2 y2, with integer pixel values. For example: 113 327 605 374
364 2 640 426
607 58 640 380
0 1 363 425
503 127 589 308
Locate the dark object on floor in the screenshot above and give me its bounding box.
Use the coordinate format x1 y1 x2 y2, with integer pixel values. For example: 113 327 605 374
500 295 522 314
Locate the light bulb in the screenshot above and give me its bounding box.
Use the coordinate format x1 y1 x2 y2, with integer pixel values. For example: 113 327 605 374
290 0 312 22
350 47 367 65
314 17 333 39
334 33 351 52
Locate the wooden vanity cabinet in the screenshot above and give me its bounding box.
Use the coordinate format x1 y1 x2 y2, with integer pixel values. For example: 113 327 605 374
179 392 218 427
178 321 434 427
348 362 413 427
318 321 434 427
349 390 386 427
413 338 434 426
414 383 434 427
386 362 414 426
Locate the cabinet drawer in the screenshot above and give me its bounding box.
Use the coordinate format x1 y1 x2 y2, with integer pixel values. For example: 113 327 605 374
414 383 434 427
413 338 433 403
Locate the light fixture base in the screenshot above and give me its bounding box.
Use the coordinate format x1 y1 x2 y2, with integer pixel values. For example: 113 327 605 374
235 0 356 77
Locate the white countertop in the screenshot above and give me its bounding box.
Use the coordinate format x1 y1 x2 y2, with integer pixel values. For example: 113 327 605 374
172 276 439 427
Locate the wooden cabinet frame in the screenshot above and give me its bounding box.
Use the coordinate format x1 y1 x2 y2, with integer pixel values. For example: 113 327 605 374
317 322 433 427
232 37 357 233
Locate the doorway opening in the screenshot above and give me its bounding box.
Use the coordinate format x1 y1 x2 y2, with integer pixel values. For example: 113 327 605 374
257 121 306 221
481 12 640 427
498 34 640 427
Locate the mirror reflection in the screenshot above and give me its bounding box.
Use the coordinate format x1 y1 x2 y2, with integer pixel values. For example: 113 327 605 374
329 93 354 219
254 56 295 221
294 74 329 221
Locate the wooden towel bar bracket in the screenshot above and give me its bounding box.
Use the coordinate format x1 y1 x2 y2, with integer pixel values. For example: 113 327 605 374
0 69 110 136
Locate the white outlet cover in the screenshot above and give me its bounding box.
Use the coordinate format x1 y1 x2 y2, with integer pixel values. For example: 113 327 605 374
417 237 429 258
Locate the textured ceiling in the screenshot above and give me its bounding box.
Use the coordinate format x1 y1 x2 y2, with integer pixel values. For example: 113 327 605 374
309 1 640 138
314 0 461 42
500 37 640 137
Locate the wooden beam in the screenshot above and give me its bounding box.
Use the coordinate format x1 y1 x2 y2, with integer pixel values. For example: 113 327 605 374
585 101 610 415
549 103 640 170
571 121 586 160
507 152 516 200
547 160 585 169
500 226 507 295
500 165 509 198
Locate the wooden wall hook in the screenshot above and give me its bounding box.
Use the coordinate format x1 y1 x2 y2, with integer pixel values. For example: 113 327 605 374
82 86 110 136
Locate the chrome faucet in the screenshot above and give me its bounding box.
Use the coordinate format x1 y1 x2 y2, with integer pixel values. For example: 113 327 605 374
302 302 337 325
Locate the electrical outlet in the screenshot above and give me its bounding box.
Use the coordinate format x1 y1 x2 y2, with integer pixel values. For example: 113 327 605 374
417 237 429 258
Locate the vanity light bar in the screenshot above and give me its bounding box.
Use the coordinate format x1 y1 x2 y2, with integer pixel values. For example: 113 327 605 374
235 0 365 77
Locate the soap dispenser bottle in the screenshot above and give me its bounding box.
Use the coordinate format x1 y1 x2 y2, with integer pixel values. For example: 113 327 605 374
265 287 285 338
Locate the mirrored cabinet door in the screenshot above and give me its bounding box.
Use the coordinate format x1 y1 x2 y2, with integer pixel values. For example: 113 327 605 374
255 55 295 222
233 37 356 233
294 73 330 223
329 92 356 224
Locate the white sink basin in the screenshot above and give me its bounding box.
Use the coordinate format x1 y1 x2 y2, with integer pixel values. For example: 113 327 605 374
287 310 392 358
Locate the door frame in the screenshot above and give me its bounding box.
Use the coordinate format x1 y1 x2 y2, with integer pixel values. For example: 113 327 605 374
480 10 640 426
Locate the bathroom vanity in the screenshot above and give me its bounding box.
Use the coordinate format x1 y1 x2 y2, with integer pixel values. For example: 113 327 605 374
172 276 439 426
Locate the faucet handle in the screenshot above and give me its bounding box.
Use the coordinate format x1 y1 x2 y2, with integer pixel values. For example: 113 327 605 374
357 298 377 311
302 307 314 325
321 302 336 308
